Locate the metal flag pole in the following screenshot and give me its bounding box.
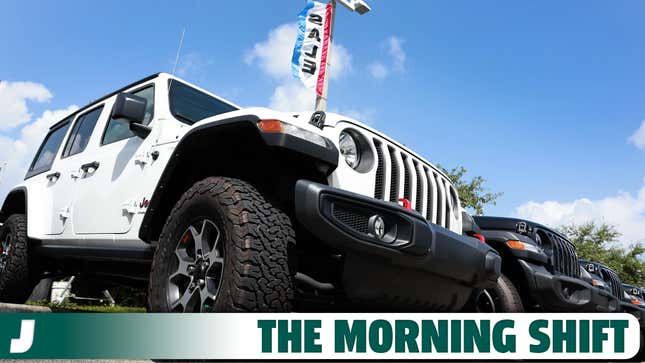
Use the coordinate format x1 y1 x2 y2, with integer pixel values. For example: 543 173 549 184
314 0 371 112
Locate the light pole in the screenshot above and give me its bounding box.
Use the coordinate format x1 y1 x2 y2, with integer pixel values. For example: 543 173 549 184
315 0 371 112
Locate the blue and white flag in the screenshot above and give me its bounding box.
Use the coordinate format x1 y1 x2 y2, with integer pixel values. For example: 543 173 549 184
291 0 333 96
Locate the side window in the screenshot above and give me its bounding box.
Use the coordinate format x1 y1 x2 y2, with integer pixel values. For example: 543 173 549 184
26 118 72 177
169 81 238 125
102 85 155 145
62 106 104 158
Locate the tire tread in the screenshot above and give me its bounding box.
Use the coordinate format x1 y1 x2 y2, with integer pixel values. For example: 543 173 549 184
148 177 294 312
0 214 30 303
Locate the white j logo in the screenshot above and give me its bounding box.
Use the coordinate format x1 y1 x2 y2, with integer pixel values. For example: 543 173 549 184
10 320 34 354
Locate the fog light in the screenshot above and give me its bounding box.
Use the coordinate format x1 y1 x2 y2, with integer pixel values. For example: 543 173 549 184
368 215 386 241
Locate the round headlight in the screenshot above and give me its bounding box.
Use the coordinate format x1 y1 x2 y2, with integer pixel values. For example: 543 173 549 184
339 131 360 169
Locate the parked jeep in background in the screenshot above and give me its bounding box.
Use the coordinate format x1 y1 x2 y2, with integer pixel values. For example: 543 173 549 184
624 284 645 308
580 260 642 322
579 261 645 359
0 73 500 312
464 216 616 313
622 283 645 327
577 259 621 309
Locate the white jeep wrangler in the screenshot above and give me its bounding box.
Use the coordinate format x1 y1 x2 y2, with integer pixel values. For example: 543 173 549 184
0 73 500 312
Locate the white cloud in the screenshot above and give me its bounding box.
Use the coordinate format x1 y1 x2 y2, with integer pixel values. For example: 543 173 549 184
246 23 353 112
628 120 645 150
0 100 78 199
328 45 352 81
515 185 645 246
0 81 52 130
269 80 314 112
387 36 406 72
245 23 297 79
367 36 406 80
368 62 388 80
175 52 211 79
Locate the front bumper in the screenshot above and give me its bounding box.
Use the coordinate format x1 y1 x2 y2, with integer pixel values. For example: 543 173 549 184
294 180 501 311
622 302 645 329
519 260 620 312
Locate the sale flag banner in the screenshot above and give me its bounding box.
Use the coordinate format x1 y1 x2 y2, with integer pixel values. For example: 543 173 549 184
292 0 334 96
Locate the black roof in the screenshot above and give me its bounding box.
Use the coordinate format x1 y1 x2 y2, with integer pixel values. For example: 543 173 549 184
473 216 569 240
49 73 160 130
623 283 640 290
579 259 618 273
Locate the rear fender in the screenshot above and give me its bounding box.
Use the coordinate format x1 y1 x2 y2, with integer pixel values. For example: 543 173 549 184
0 187 27 223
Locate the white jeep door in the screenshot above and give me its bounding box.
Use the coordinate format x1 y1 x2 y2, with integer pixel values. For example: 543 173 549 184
71 85 157 235
22 116 75 236
53 105 108 235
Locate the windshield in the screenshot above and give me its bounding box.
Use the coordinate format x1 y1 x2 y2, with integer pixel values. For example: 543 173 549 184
169 80 238 125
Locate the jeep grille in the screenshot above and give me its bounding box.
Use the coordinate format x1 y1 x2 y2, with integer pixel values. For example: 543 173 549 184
372 138 459 230
600 267 624 299
546 232 580 278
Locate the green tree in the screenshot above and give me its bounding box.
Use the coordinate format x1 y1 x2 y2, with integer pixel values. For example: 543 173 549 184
560 222 645 286
439 165 502 215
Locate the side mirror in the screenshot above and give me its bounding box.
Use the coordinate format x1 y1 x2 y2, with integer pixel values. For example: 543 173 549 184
112 93 151 138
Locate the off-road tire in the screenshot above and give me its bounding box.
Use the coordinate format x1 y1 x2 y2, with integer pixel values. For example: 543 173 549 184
488 274 524 312
148 177 295 312
0 214 31 303
469 274 524 312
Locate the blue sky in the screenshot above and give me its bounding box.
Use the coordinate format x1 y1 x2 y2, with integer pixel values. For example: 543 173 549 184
1 1 644 244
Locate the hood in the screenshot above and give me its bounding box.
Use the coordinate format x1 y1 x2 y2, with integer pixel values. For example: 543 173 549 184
193 107 328 135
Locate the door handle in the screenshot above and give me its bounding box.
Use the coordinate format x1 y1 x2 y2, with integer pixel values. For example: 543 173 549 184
58 207 70 220
80 161 100 173
45 172 60 182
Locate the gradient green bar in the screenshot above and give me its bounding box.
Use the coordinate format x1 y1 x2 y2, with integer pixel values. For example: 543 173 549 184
0 313 246 359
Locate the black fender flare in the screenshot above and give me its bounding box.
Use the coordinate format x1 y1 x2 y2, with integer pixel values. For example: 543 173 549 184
138 114 339 242
0 186 28 223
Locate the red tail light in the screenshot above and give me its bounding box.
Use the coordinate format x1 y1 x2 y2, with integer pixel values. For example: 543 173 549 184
472 233 486 243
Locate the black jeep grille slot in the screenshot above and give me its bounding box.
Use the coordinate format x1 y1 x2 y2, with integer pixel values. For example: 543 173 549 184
373 139 385 200
402 154 411 201
424 167 434 222
332 204 369 234
435 173 445 228
601 268 623 298
414 160 423 212
549 233 580 278
388 146 399 202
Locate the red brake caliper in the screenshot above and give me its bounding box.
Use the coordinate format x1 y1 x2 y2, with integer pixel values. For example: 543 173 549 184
181 233 191 245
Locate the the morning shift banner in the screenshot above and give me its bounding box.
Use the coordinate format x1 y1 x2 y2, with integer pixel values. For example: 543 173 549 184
0 313 639 360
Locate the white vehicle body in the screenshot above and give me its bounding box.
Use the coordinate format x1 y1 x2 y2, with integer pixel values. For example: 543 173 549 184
12 73 462 251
